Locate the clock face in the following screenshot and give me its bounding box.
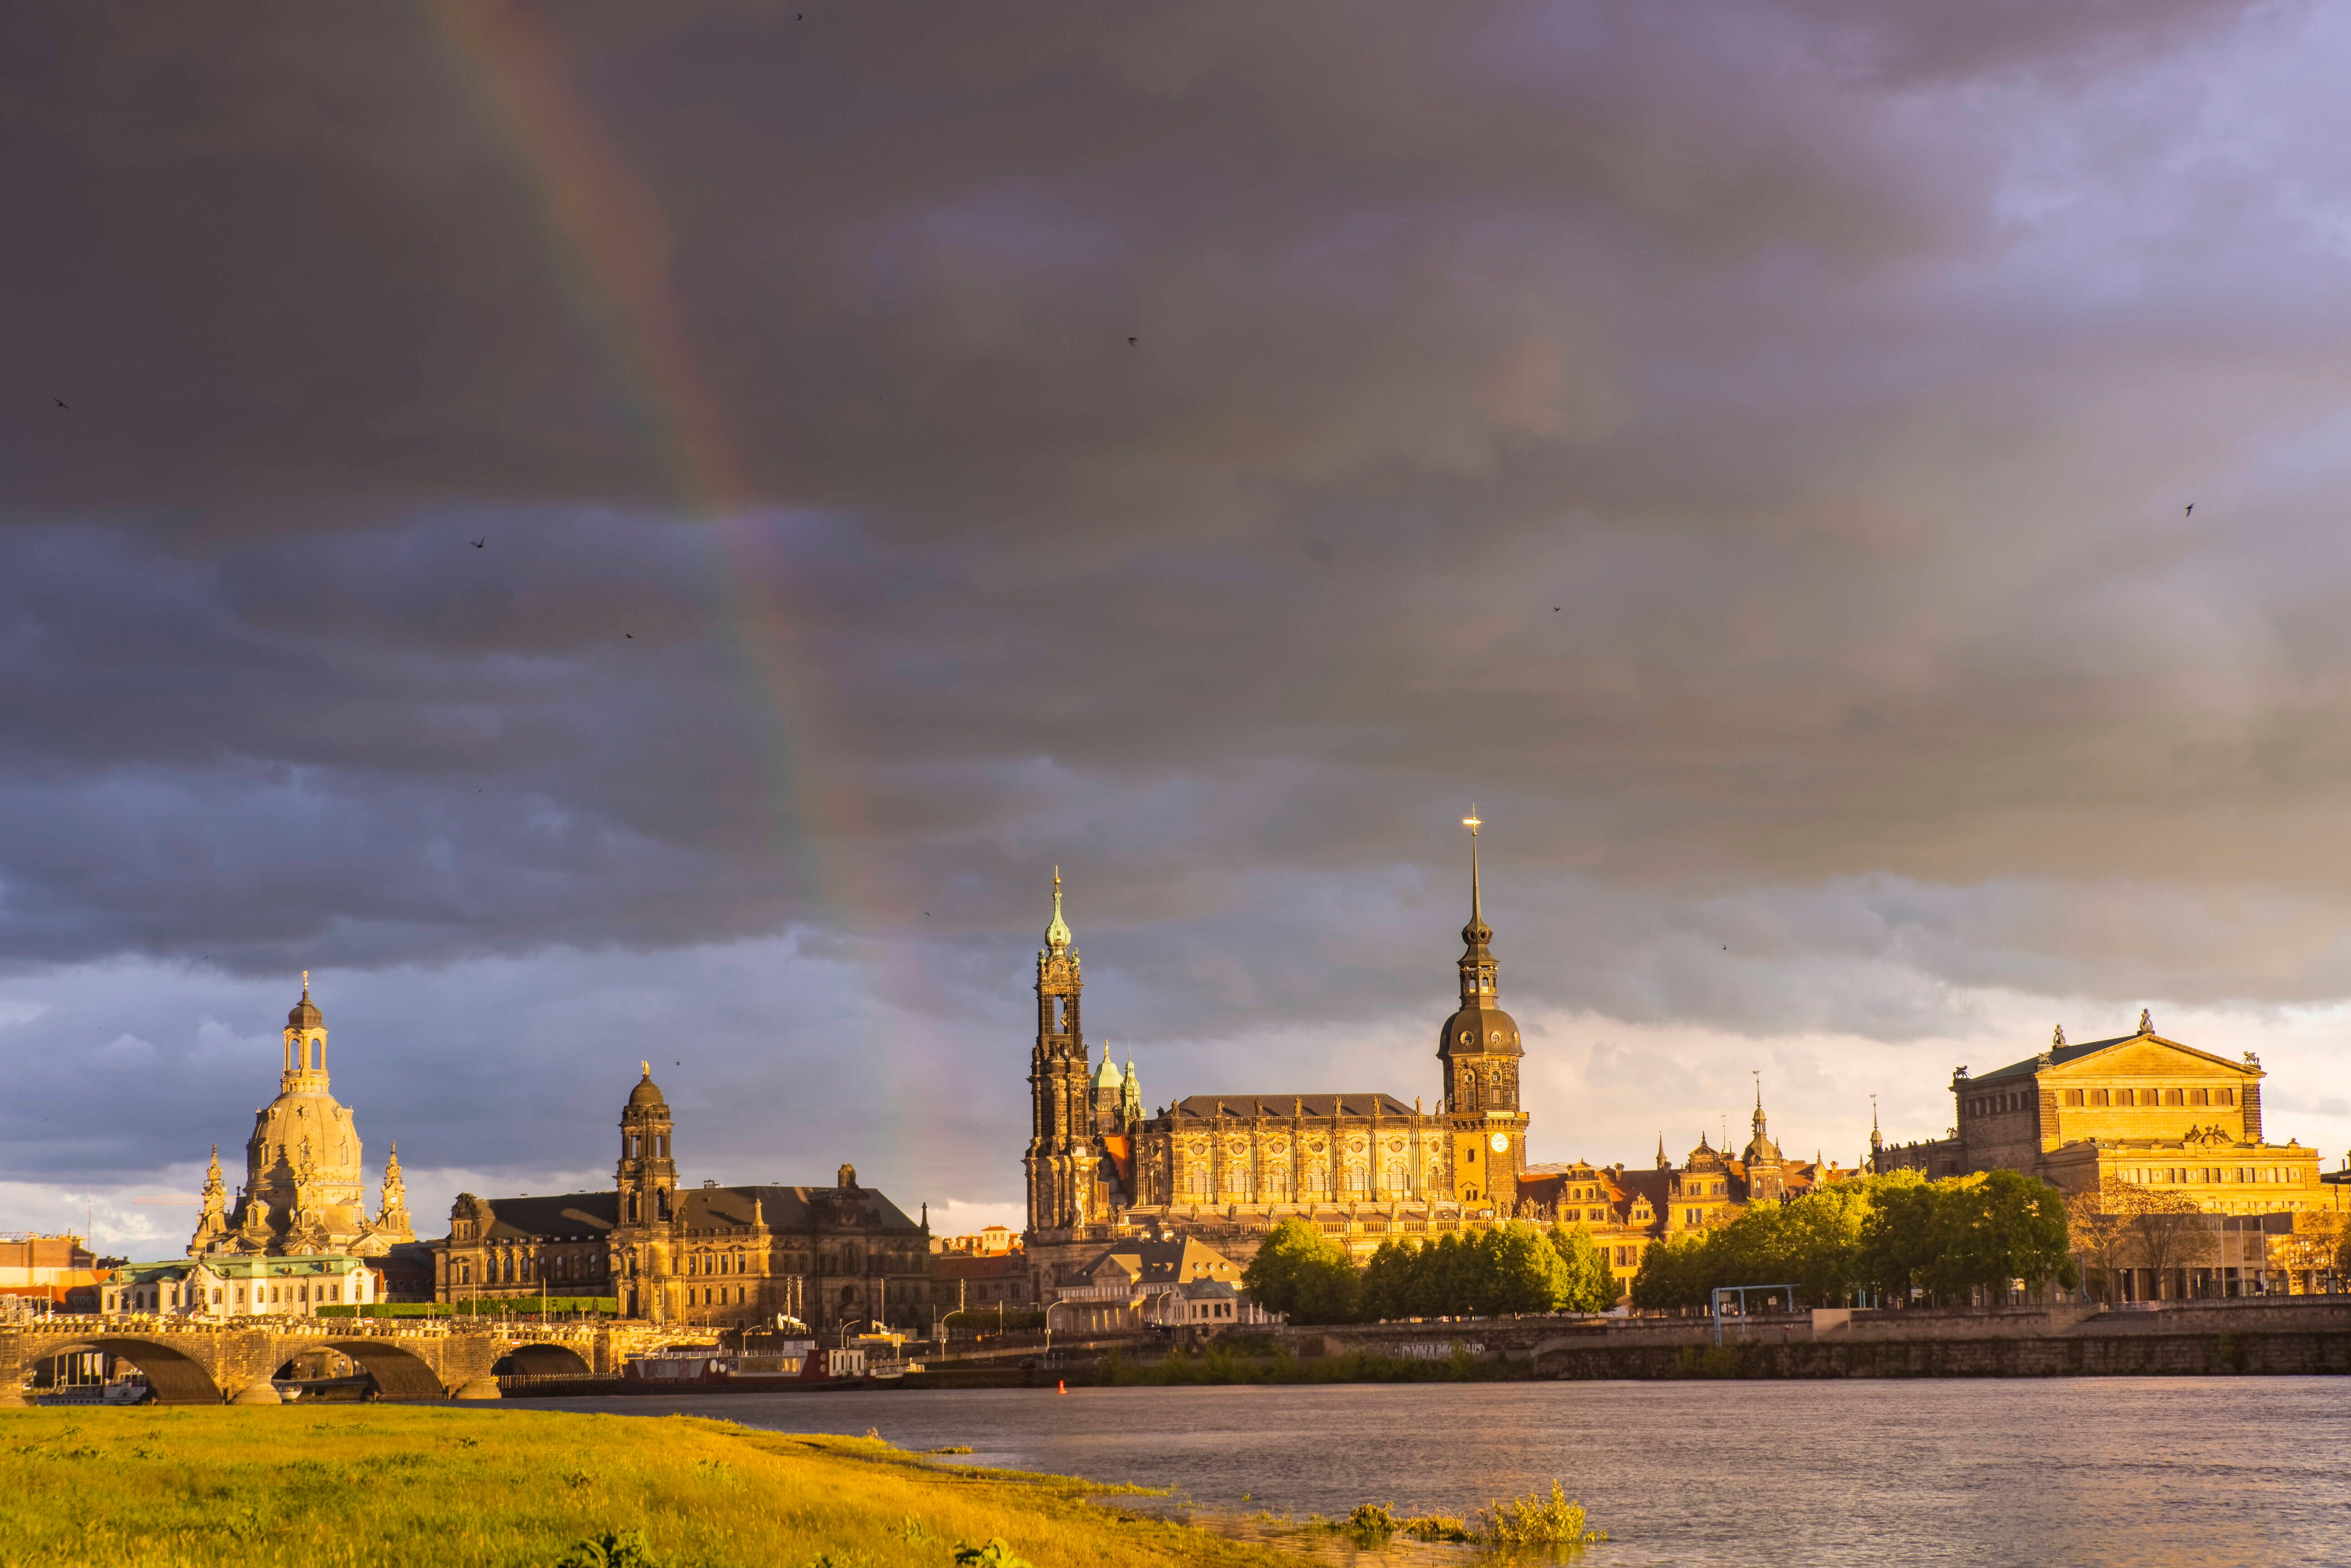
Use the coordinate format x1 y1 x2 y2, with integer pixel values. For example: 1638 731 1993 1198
1488 1132 1510 1154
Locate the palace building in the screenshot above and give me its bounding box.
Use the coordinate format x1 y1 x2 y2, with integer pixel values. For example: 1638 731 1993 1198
185 978 415 1261
1873 1012 2324 1212
1023 819 1533 1281
432 1066 930 1333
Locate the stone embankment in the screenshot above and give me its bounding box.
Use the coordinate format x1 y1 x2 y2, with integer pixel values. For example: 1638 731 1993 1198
1283 1298 2351 1378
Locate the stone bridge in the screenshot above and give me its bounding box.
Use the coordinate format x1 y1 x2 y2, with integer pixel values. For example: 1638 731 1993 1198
0 1317 631 1405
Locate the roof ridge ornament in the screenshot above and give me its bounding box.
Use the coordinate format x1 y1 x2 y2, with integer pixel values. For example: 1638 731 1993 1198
2139 1008 2154 1036
2053 1024 2066 1049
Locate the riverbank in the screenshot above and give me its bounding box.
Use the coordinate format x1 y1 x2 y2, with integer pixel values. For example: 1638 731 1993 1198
0 1406 1324 1568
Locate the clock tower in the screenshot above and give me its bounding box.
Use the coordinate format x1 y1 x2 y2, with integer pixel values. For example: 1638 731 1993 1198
1438 813 1529 1212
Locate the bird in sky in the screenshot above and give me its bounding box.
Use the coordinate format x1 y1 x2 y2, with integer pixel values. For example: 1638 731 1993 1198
1128 336 1137 346
53 398 68 409
624 633 634 639
2185 503 2195 517
469 537 486 549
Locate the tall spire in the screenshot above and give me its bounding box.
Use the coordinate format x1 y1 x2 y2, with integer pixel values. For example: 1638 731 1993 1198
1752 1072 1766 1139
1456 811 1496 1003
1045 866 1073 952
1466 807 1484 929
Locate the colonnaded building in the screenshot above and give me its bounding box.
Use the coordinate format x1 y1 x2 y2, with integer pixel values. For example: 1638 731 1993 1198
1874 1013 2324 1209
432 1066 931 1334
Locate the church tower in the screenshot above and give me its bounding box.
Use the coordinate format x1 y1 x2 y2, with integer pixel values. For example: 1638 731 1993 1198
613 1064 678 1320
1437 813 1529 1211
1742 1078 1786 1202
1025 870 1095 1237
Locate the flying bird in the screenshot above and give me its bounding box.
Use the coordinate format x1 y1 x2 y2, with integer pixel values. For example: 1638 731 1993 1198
2185 503 2194 517
1128 337 1137 346
624 633 634 639
469 537 486 549
53 398 68 409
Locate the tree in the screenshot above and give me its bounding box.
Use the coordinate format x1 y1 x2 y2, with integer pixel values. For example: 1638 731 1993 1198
2127 1190 2214 1298
1478 1222 1567 1315
2066 1181 2137 1304
1935 1169 2077 1300
1628 1232 1710 1310
1546 1223 1619 1312
1858 1171 1943 1302
1242 1218 1360 1324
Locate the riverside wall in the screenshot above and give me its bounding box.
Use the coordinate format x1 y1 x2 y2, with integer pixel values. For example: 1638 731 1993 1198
1280 1298 2351 1379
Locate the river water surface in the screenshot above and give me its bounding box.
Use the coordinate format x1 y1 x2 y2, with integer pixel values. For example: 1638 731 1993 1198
512 1378 2349 1567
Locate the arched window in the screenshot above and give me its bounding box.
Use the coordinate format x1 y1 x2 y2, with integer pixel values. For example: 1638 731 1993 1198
1385 1160 1406 1192
1346 1163 1368 1194
2217 1087 2235 1106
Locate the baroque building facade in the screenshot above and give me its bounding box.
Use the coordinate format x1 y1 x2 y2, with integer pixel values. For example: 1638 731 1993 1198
1873 1013 2324 1212
1023 823 1535 1282
185 978 414 1260
433 1066 929 1332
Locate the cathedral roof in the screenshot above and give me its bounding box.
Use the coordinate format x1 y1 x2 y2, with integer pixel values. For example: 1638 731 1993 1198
627 1065 667 1108
1165 1092 1420 1121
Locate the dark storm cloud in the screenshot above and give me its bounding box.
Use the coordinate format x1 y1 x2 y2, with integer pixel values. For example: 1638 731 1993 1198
5 0 2351 1138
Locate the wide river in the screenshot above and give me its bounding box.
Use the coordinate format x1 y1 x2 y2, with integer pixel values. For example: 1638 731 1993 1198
512 1378 2350 1567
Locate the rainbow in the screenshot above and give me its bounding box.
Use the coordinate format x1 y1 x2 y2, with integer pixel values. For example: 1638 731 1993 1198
419 5 958 1099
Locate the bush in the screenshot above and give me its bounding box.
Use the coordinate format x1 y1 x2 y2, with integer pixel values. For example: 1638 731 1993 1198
1478 1481 1606 1548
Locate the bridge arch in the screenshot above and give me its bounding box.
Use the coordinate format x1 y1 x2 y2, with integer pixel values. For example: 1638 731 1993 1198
317 1339 452 1402
495 1344 594 1378
44 1338 224 1406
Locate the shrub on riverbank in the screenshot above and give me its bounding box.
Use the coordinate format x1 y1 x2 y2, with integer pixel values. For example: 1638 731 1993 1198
0 1407 1321 1567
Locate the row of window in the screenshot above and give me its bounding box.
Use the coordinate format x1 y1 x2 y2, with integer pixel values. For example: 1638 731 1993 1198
1180 1163 1415 1198
115 1280 347 1310
2068 1086 2234 1108
2118 1165 2306 1185
1968 1084 2239 1118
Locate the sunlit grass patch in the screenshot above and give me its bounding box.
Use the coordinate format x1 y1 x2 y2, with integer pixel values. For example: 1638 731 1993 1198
0 1406 1320 1568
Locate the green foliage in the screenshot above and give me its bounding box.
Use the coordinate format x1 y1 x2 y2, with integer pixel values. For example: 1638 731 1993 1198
952 1541 1034 1567
1861 1169 2078 1304
1240 1218 1359 1324
1546 1223 1620 1312
1477 1480 1607 1548
1628 1169 2076 1310
552 1528 666 1568
1329 1502 1473 1544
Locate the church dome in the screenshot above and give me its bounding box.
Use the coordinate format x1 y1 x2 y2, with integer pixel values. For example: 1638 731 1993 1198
627 1066 667 1108
1439 1002 1523 1059
1093 1050 1124 1091
288 980 322 1031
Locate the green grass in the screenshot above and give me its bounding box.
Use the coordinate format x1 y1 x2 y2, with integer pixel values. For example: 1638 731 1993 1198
0 1407 1327 1568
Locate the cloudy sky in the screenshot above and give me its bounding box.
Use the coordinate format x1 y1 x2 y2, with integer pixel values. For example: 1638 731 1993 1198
7 0 2351 1254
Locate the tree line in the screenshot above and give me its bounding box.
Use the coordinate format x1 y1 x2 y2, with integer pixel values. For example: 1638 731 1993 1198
1241 1168 2083 1324
1241 1217 1619 1325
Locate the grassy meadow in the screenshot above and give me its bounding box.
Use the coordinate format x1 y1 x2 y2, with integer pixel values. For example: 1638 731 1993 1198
0 1406 1326 1568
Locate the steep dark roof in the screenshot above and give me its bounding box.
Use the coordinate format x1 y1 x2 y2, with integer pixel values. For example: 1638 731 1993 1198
1167 1093 1420 1120
476 1192 618 1241
673 1184 923 1233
